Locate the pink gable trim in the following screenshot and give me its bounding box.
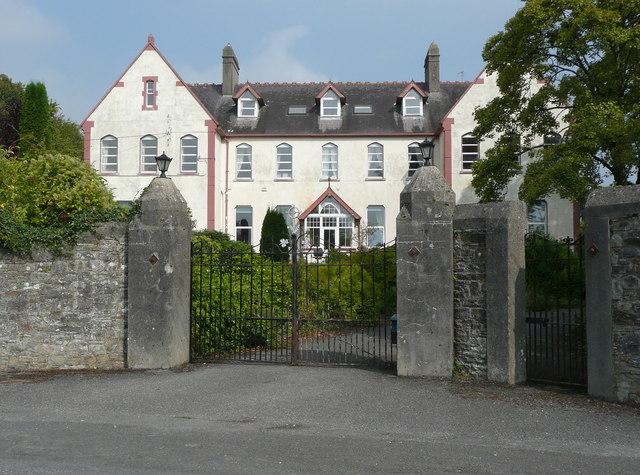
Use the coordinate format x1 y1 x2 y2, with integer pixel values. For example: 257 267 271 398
315 82 346 104
81 36 220 130
299 185 361 221
439 69 483 123
397 81 428 99
82 121 93 164
232 83 265 105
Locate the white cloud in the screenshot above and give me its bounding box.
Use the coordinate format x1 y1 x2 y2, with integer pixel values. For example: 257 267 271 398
0 0 68 43
242 26 327 83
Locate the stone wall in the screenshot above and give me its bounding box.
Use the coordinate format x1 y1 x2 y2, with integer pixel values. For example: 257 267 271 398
453 228 487 377
610 214 640 403
0 223 128 371
584 185 640 405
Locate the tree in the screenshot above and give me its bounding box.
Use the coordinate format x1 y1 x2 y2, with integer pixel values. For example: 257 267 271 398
19 81 52 156
472 0 640 204
0 74 23 147
49 102 84 159
259 208 290 261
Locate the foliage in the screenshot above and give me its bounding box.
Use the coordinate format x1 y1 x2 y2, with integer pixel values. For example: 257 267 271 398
49 102 84 159
190 231 397 358
259 208 290 261
525 232 585 311
0 74 23 147
19 82 51 156
0 147 131 255
472 0 640 204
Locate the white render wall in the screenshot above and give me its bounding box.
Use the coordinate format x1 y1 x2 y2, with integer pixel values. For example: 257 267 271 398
446 71 575 238
85 48 218 229
224 136 423 246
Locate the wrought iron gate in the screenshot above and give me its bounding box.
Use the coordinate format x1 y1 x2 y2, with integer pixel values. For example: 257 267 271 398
190 235 396 368
525 233 587 386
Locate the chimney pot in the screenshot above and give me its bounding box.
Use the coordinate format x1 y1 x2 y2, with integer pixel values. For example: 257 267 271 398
425 42 440 93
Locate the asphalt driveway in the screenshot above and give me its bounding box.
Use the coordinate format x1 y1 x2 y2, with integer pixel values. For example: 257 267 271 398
1 364 639 474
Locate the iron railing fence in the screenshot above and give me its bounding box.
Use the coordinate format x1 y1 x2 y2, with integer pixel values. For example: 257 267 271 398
525 232 587 386
190 234 397 367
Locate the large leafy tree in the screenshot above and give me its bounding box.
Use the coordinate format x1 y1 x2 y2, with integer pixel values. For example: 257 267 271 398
472 0 640 204
0 74 23 147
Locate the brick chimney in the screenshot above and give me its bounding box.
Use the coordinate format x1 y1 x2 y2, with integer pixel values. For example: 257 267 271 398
424 42 440 93
222 44 240 96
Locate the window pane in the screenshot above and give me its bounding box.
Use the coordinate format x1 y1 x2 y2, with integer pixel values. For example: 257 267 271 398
181 136 198 172
101 136 118 173
367 205 385 247
277 144 293 178
322 144 338 179
236 145 252 179
408 144 423 177
368 144 384 178
236 206 252 244
141 136 157 172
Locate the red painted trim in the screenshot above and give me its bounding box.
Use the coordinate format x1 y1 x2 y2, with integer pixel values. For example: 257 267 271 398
81 37 220 129
115 82 124 87
440 69 482 122
224 139 230 234
474 78 485 84
82 121 94 165
315 82 346 103
232 83 265 105
176 81 185 86
142 76 158 110
396 81 428 101
205 120 217 230
442 117 454 185
225 132 437 139
299 186 361 220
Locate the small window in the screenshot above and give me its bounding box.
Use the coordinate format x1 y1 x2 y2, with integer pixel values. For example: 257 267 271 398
544 132 562 148
140 135 158 173
235 206 253 244
100 135 118 173
367 143 384 178
288 105 307 115
321 90 340 118
238 91 257 118
321 143 338 179
354 105 372 114
142 77 158 110
407 142 423 177
236 144 252 179
367 205 385 247
276 143 293 179
403 89 422 116
181 135 198 173
528 201 547 234
461 133 479 170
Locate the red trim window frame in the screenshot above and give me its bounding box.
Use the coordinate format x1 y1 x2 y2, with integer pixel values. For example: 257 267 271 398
142 76 158 110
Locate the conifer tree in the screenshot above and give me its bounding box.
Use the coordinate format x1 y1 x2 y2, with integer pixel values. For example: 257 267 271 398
19 81 51 156
259 209 290 261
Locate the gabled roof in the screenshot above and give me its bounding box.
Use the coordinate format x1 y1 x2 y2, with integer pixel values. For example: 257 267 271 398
190 81 470 136
314 82 346 105
299 185 361 221
81 35 219 129
232 83 265 106
395 81 428 106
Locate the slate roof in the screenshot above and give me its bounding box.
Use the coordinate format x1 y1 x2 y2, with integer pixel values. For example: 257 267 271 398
190 81 470 136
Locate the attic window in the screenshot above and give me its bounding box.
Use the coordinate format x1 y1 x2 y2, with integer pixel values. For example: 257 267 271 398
354 105 372 114
321 90 340 117
238 91 258 118
403 89 423 116
288 105 307 115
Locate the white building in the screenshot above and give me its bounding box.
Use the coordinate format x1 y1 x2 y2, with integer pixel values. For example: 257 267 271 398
82 36 577 249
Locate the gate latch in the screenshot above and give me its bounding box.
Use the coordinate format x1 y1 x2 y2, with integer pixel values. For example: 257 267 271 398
588 244 599 256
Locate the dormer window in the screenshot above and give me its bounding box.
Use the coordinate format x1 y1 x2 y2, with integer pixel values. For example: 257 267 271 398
321 90 340 117
238 91 258 118
403 89 423 116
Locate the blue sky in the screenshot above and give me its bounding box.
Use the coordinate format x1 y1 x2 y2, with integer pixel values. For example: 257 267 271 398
0 0 522 124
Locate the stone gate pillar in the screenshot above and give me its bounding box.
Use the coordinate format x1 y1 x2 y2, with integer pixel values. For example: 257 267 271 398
584 185 640 404
127 178 192 369
396 166 455 377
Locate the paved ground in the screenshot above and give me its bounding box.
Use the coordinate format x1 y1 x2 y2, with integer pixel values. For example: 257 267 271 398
1 363 639 474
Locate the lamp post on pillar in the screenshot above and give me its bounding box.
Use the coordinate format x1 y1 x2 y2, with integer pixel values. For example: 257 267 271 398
155 152 173 178
417 137 435 167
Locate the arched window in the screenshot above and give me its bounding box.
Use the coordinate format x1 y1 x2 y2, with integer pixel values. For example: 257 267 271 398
276 143 293 179
461 133 479 170
367 143 384 178
321 143 338 179
305 199 354 250
140 135 158 173
236 144 252 179
180 135 198 173
100 135 118 173
142 77 158 110
543 132 562 148
408 142 423 177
